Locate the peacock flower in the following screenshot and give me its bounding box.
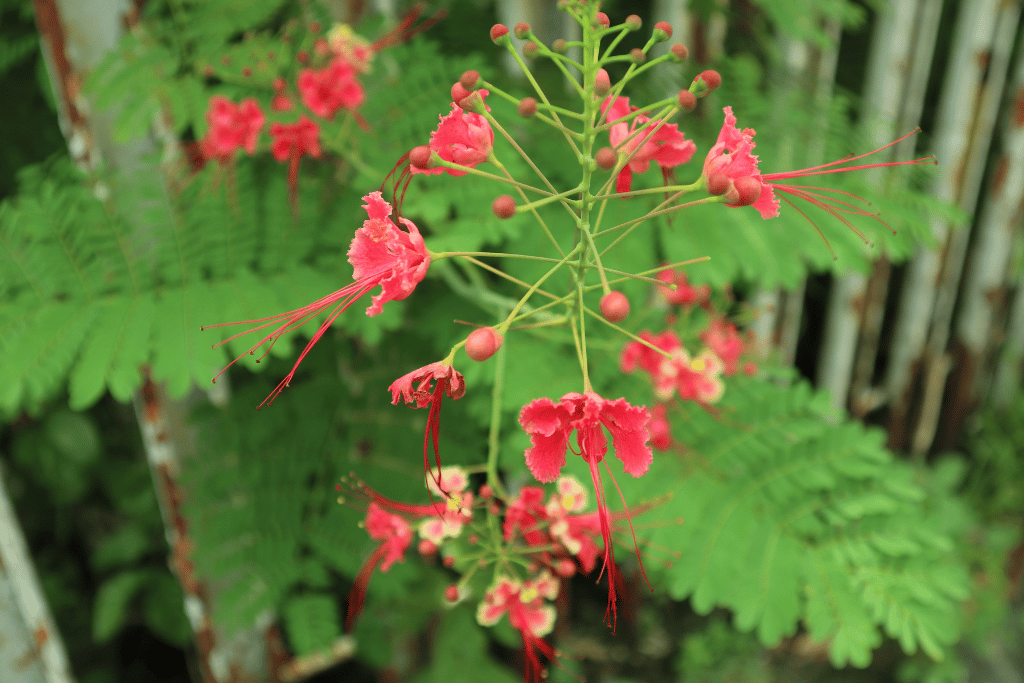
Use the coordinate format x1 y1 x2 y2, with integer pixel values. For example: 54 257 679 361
657 348 725 404
519 392 652 628
601 95 696 193
477 572 561 683
620 330 683 377
297 58 366 118
204 192 429 408
412 90 495 176
200 96 264 161
346 502 413 631
700 318 746 376
656 269 710 308
389 362 466 489
268 115 322 209
648 404 673 451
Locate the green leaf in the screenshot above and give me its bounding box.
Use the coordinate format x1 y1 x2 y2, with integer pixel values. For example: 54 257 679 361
93 570 152 642
282 593 341 657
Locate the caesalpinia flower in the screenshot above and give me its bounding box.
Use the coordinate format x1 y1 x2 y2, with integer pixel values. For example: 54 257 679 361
601 95 696 193
701 318 747 376
269 115 322 208
519 392 652 627
297 58 365 118
656 269 710 308
621 331 726 405
412 90 495 176
389 362 466 487
477 572 561 683
205 192 430 407
200 96 264 162
648 404 673 451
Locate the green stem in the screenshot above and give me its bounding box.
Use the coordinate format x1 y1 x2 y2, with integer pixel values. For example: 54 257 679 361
486 342 509 500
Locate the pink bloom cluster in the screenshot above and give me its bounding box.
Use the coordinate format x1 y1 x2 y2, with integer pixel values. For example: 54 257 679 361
477 571 560 683
200 96 265 162
601 95 696 192
621 330 725 404
656 269 710 309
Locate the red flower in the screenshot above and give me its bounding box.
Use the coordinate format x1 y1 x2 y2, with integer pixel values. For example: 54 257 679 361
200 96 264 161
601 95 696 193
702 105 779 218
648 404 672 451
412 91 494 177
327 24 375 73
269 115 322 209
346 502 413 630
701 318 745 376
656 270 710 308
390 362 466 488
657 348 724 404
297 58 366 118
620 330 682 376
205 192 429 408
519 392 652 628
477 573 561 683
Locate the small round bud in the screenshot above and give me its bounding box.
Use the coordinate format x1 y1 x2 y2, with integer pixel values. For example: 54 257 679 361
595 147 617 170
241 67 252 77
629 48 646 64
514 21 531 39
297 50 309 64
479 483 493 498
221 56 231 65
553 39 568 54
267 51 276 60
600 291 630 322
556 559 577 578
677 89 697 111
492 195 516 219
707 173 730 196
670 44 689 61
518 97 538 118
697 69 721 90
273 77 285 91
451 82 472 105
730 176 762 206
488 503 501 515
490 24 510 44
465 327 504 362
743 361 758 376
594 12 610 27
418 539 437 555
443 555 456 568
308 21 321 33
410 145 433 170
444 584 460 602
625 14 642 30
314 38 329 55
654 21 673 40
203 65 214 77
523 41 539 58
460 70 480 90
595 68 611 96
468 534 479 545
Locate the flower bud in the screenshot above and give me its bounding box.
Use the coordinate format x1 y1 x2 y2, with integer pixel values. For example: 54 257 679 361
514 21 531 39
556 559 577 578
490 24 510 44
629 48 646 64
729 176 762 206
692 69 721 97
444 584 460 602
273 77 286 91
460 70 480 90
523 41 539 58
600 291 630 322
518 97 538 118
625 14 642 30
706 173 730 196
654 21 673 41
479 483 493 498
594 12 610 28
552 38 568 54
297 50 308 64
595 147 617 170
677 89 697 111
670 44 688 61
492 195 516 219
418 539 437 555
241 66 252 77
469 534 479 545
465 327 504 361
451 82 472 106
308 21 321 33
595 68 611 96
410 145 433 170
443 555 455 568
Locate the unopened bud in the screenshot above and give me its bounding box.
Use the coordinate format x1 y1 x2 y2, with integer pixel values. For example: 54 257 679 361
514 21 531 39
692 69 721 96
314 38 329 55
600 291 630 322
595 68 611 96
629 48 646 64
654 21 673 41
444 584 460 602
490 24 510 44
443 555 455 568
677 90 697 111
706 173 730 196
297 50 308 64
308 21 321 33
595 147 617 169
556 559 577 578
518 97 537 117
410 145 433 170
625 14 642 30
451 82 472 105
479 483 493 498
465 327 504 361
594 12 610 28
241 67 252 77
460 70 480 90
523 41 539 58
469 534 479 544
488 503 501 515
418 540 437 555
670 44 688 61
273 77 286 91
729 176 762 206
492 195 516 219
552 38 568 54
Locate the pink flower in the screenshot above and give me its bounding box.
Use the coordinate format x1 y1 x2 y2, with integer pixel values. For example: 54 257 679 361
701 318 745 376
412 91 494 177
200 96 264 161
346 502 412 630
620 330 682 376
297 58 366 118
656 270 710 308
519 392 652 627
658 348 725 404
503 486 550 547
477 573 561 683
601 95 696 193
706 107 935 241
648 404 672 450
269 115 322 209
390 362 466 488
327 24 375 73
205 192 429 408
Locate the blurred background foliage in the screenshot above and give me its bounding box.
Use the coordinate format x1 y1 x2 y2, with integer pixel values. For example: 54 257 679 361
0 0 1021 681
